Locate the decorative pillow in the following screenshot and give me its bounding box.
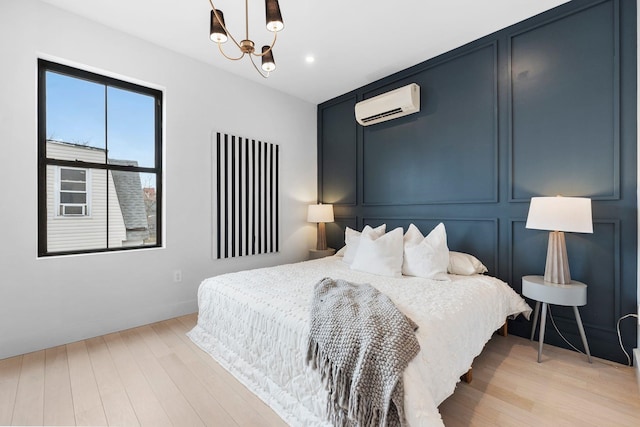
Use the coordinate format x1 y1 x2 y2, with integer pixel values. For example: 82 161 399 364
448 251 488 275
335 246 346 256
350 227 404 277
403 222 424 246
402 223 450 281
342 224 386 265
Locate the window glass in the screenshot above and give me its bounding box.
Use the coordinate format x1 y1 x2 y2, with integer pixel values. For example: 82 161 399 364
109 169 156 246
107 87 156 168
141 173 158 244
45 71 106 157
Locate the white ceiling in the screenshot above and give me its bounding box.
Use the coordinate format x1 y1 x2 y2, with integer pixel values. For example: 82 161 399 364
41 0 569 105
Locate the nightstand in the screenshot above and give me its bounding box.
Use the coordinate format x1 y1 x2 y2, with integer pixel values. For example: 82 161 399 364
309 248 335 260
522 275 592 363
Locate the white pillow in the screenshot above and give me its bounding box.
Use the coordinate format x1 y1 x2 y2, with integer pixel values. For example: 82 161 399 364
448 251 488 275
402 223 450 281
343 224 386 265
350 227 404 277
403 222 424 246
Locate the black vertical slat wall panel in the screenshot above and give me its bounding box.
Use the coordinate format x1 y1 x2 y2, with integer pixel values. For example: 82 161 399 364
231 135 236 257
216 133 222 258
257 141 262 253
215 132 279 258
245 137 250 254
275 145 280 252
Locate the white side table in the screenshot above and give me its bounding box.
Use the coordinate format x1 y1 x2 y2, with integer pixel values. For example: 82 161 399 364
309 248 336 260
522 275 592 363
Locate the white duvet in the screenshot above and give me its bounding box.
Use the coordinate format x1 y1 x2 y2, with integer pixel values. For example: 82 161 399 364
188 257 531 426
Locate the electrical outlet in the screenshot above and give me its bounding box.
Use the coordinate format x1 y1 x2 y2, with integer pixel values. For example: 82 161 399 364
173 270 182 283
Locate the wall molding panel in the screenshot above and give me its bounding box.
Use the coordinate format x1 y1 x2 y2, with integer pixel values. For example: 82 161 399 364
508 0 621 202
317 0 636 363
360 42 499 206
318 94 358 206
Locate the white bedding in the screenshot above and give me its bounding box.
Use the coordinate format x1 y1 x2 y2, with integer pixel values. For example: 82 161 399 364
188 256 531 426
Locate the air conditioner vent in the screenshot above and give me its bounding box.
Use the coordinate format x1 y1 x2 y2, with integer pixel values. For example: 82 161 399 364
361 108 403 123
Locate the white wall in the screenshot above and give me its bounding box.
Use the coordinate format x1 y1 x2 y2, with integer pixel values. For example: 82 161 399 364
0 0 317 359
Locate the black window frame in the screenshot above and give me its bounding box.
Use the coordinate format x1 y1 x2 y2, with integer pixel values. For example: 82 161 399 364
38 59 163 257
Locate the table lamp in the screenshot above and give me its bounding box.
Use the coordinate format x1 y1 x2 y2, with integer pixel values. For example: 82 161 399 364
525 196 593 284
307 203 334 251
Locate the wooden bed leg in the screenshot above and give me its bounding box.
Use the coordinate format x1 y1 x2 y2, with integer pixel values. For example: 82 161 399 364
461 368 473 383
497 321 508 337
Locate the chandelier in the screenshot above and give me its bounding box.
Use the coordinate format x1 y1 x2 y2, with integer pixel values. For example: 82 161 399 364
208 0 284 78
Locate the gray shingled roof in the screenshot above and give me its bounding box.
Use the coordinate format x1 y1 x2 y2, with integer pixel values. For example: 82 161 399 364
108 159 150 241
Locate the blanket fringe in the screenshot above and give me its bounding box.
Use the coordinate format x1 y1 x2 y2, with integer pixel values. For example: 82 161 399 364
307 337 391 427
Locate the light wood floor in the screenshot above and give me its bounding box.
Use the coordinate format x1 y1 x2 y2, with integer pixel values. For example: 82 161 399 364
1 314 639 426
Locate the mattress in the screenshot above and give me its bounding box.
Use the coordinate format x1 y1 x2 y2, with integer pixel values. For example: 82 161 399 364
188 256 531 426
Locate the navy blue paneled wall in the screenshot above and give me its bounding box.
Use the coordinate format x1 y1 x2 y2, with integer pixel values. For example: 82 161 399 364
317 0 637 363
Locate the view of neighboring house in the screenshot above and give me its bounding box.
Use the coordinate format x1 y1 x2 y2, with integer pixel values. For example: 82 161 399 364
143 186 157 243
109 159 151 246
46 140 151 251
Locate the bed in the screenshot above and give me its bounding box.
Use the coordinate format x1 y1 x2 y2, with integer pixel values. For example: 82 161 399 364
188 253 531 426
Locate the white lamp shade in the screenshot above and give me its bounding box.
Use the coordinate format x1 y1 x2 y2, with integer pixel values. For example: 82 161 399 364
307 204 334 223
526 196 593 233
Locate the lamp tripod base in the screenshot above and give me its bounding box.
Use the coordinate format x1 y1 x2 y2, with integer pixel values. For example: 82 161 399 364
544 231 571 284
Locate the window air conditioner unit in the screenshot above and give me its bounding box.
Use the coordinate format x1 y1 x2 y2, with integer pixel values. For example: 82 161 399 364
354 83 420 126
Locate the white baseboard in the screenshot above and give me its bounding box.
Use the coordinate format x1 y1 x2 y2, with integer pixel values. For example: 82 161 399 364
634 348 640 390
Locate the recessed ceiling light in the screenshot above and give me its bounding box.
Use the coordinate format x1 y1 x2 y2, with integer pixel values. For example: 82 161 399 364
305 55 315 64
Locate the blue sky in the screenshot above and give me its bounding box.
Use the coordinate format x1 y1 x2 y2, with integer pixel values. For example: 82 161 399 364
46 71 156 168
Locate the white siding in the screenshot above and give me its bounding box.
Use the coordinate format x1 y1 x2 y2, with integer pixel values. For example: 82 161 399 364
107 176 127 248
45 141 126 252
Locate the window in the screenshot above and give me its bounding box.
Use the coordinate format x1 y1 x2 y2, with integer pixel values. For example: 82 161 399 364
57 167 90 216
38 60 163 256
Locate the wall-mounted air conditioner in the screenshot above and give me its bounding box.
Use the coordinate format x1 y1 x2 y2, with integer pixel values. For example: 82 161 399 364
354 83 420 126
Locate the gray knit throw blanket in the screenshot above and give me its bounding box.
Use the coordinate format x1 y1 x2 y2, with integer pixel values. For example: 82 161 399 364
306 277 420 427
